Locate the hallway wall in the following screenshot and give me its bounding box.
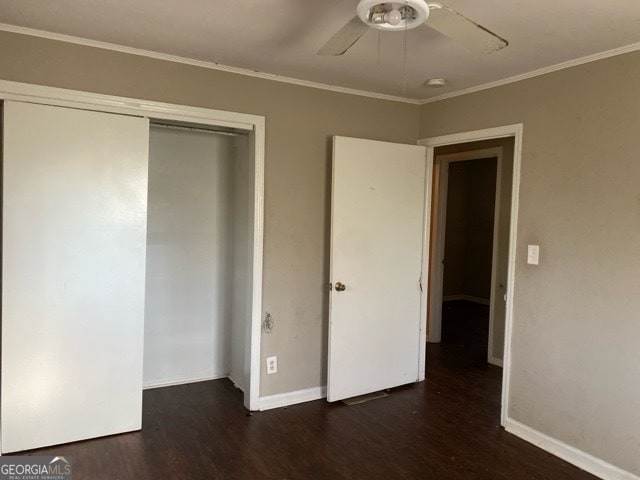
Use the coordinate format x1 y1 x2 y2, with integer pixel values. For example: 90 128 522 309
443 158 497 301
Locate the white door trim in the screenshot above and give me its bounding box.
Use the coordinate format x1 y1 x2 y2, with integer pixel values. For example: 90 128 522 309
0 79 265 411
418 149 434 381
418 123 523 427
427 147 503 368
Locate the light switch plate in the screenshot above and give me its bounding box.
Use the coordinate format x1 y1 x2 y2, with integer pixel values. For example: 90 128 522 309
527 245 540 265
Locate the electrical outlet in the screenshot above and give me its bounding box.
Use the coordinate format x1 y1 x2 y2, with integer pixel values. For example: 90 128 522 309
266 356 278 375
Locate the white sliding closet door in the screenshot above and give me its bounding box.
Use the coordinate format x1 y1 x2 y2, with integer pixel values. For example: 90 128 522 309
1 101 149 452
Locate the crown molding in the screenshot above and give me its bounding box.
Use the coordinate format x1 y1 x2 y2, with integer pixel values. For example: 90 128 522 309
0 23 420 105
419 40 640 104
3 23 640 108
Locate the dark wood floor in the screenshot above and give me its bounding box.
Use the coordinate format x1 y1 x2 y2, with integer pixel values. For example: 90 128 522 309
18 301 596 479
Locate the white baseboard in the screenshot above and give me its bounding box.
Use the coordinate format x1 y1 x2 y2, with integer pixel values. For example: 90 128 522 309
227 374 245 393
143 373 228 390
443 294 490 306
505 418 639 480
488 356 504 367
259 386 326 411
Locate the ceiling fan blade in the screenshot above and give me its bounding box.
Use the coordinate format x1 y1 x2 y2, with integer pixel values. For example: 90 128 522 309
427 4 508 54
318 16 370 56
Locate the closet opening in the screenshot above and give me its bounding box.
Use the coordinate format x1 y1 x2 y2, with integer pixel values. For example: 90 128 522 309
0 85 264 452
143 120 253 398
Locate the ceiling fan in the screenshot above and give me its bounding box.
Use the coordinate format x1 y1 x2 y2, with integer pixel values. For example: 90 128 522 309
318 0 508 56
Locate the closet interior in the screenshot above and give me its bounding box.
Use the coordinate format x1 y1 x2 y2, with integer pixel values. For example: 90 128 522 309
144 122 252 392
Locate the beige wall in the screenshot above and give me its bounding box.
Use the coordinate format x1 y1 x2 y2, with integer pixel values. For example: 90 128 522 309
421 52 640 475
0 31 420 397
442 159 497 300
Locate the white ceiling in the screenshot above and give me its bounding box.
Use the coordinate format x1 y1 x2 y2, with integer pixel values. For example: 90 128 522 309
1 0 640 101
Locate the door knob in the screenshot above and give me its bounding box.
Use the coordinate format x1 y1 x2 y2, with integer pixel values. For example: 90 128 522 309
334 282 346 292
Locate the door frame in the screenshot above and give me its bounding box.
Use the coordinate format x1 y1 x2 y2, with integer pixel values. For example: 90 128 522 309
418 124 523 426
0 79 265 411
428 147 503 367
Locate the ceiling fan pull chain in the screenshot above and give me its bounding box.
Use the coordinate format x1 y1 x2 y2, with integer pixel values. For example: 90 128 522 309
402 0 409 94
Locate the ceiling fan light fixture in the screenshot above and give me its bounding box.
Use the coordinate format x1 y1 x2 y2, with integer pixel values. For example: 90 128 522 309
384 9 403 26
357 0 430 31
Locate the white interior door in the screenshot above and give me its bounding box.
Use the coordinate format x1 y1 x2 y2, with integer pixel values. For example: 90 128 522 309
1 101 149 452
328 136 427 402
